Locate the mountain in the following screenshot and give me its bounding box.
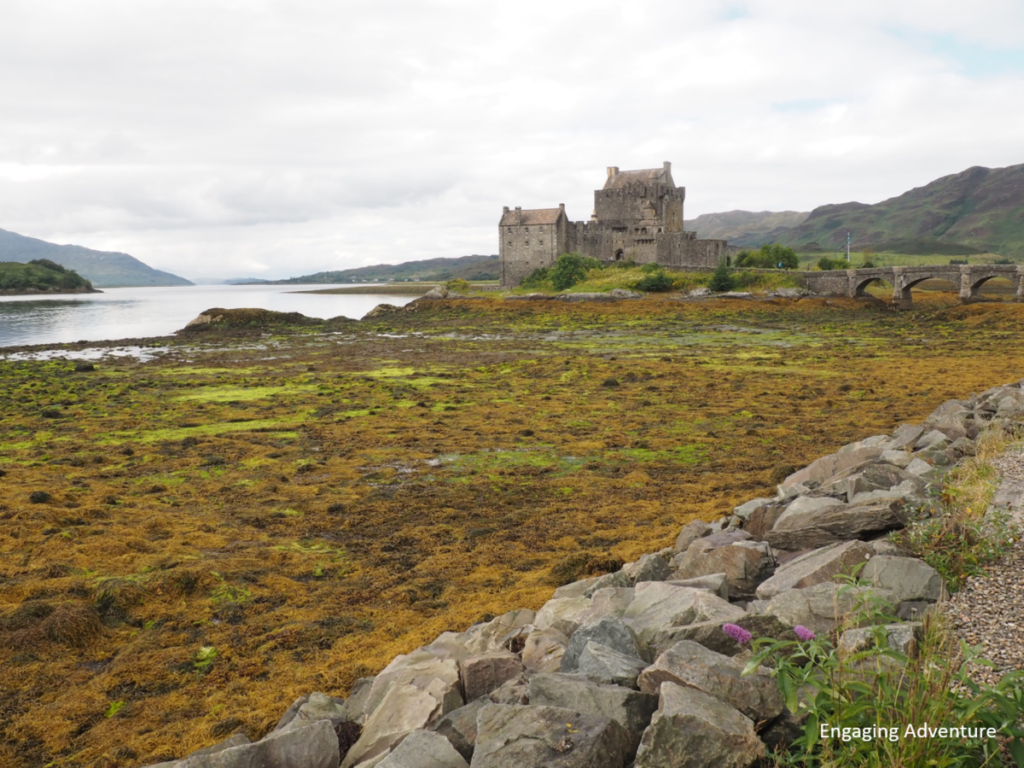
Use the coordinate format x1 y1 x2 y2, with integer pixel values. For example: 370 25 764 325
686 210 809 245
0 228 192 287
238 254 501 284
775 164 1024 256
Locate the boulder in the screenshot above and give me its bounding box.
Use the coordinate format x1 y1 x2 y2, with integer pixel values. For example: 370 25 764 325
485 674 531 705
743 502 788 540
460 651 524 702
890 424 925 450
178 721 339 768
637 640 783 723
464 609 537 655
529 673 658 751
880 449 912 468
861 556 943 603
577 587 635 624
754 541 875 600
609 288 642 299
633 682 764 768
376 729 468 768
576 642 649 689
361 653 462 723
472 704 633 768
765 499 909 551
521 627 569 673
665 573 729 600
770 496 846 533
621 582 746 648
421 286 448 300
733 497 776 522
653 613 794 658
553 571 632 600
534 597 592 637
674 520 711 552
624 553 672 584
430 699 488 763
818 463 924 503
272 692 348 734
838 622 923 657
674 539 774 599
764 582 898 636
562 617 646 672
914 430 950 450
342 668 463 767
780 443 885 492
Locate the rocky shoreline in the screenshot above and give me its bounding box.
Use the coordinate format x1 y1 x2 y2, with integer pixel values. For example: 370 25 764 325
138 376 1024 767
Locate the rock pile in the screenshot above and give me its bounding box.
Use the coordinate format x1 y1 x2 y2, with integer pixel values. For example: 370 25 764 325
144 380 1024 768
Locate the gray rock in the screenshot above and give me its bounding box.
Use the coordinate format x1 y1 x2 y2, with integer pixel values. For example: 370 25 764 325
521 627 569 673
764 582 898 636
780 444 885 492
376 730 468 768
460 651 524 702
733 497 776 521
653 613 794 658
534 597 592 637
633 682 764 768
687 287 711 298
576 642 649 688
553 571 632 599
755 540 875 600
472 704 633 768
674 519 711 552
624 553 672 584
905 458 937 478
665 573 729 600
430 699 488 762
838 622 923 657
771 496 846 532
621 582 745 647
609 288 642 299
342 657 463 768
422 286 448 300
529 673 658 750
464 609 537 655
819 463 925 503
765 499 910 551
891 423 925 450
578 587 635 624
674 537 773 599
880 449 912 468
915 429 951 450
861 556 943 602
637 640 783 722
562 617 646 672
485 674 531 705
273 692 348 734
179 721 338 768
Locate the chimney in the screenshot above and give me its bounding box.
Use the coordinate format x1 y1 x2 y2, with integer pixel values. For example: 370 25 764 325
663 161 671 175
514 206 522 225
503 206 509 214
607 166 619 179
558 203 565 216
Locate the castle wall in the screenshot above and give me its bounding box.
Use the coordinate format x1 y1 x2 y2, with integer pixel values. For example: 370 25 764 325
499 221 560 287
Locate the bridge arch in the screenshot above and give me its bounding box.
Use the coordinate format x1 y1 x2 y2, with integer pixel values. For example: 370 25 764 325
853 276 892 297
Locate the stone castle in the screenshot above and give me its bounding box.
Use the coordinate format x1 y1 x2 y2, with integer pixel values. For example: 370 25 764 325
499 162 728 286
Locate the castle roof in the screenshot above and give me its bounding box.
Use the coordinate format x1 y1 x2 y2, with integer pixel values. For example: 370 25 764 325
603 165 674 191
499 207 564 226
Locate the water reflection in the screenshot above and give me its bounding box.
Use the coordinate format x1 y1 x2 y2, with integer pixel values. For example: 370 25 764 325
0 284 416 348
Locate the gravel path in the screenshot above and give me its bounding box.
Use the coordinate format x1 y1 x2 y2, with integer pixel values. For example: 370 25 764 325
945 447 1024 686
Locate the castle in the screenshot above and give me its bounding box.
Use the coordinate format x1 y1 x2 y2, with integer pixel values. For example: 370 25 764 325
499 162 728 286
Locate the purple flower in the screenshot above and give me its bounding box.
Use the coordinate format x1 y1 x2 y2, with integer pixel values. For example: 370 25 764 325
794 625 816 642
722 623 752 645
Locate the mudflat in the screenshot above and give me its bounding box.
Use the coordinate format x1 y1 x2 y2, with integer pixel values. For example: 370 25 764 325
2 294 1022 767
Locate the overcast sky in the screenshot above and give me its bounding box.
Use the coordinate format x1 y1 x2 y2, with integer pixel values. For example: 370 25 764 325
2 0 1023 280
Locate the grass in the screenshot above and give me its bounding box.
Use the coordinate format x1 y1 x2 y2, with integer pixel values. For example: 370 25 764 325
3 294 1024 766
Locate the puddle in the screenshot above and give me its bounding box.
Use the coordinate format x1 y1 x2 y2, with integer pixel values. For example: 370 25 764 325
1 346 169 362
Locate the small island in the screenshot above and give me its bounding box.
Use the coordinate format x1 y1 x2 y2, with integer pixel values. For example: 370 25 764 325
0 258 101 295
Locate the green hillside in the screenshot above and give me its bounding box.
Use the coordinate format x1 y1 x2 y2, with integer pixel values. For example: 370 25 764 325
0 228 192 287
0 259 99 294
245 254 500 284
775 164 1024 257
686 210 809 245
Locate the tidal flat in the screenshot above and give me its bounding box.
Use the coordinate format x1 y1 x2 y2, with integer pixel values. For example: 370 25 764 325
1 294 1023 767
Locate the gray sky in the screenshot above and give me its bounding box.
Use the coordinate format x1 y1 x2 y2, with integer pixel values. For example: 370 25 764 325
2 0 1024 280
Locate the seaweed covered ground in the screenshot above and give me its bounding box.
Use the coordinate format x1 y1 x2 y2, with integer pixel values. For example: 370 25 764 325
2 294 1024 767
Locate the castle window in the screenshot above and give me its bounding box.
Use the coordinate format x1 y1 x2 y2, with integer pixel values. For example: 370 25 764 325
508 241 512 246
525 240 529 245
525 227 529 233
539 239 543 245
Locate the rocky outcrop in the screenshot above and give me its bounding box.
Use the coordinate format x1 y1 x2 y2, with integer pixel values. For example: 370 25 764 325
145 379 1024 768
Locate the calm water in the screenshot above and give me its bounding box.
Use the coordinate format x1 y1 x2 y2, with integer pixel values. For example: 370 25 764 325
0 284 417 348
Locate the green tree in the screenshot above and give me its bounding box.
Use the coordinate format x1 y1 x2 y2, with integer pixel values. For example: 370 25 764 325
550 252 596 291
708 261 735 292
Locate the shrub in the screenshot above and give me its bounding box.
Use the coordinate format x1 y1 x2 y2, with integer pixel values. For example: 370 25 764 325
736 244 799 269
708 261 735 292
746 588 1024 767
640 262 663 274
633 271 674 292
519 267 550 289
550 253 596 291
817 256 848 271
445 278 470 293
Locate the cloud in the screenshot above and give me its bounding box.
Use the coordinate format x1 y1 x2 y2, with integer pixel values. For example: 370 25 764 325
0 0 1023 278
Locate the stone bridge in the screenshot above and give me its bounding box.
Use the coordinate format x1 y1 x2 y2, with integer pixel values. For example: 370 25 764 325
803 264 1024 308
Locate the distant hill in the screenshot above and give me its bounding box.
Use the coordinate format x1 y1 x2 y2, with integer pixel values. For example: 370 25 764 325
0 259 99 295
686 210 809 245
0 228 192 287
775 164 1024 257
238 254 500 284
